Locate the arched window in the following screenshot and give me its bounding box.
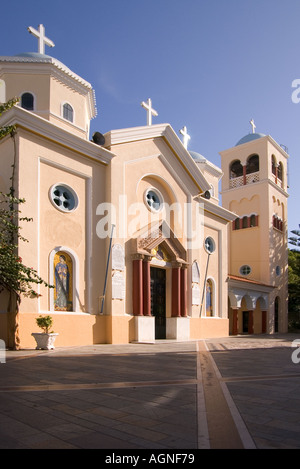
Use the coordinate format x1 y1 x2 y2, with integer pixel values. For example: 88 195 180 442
21 92 34 110
273 214 283 231
250 214 257 227
230 160 243 179
234 218 240 230
242 216 248 229
272 155 277 176
205 279 213 317
246 154 259 174
277 162 283 181
62 103 74 122
53 251 73 311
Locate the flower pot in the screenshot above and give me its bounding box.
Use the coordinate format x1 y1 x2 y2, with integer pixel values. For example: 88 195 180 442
31 332 59 350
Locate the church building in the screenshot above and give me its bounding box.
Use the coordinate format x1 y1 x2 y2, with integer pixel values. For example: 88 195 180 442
0 25 289 348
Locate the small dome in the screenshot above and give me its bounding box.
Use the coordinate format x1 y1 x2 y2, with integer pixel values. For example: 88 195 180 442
235 133 266 146
14 52 53 60
189 151 206 162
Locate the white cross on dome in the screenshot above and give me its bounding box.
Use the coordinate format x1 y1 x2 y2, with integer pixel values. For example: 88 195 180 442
27 24 55 55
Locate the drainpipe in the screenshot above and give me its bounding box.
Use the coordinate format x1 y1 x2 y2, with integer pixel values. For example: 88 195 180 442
100 224 115 314
199 252 211 317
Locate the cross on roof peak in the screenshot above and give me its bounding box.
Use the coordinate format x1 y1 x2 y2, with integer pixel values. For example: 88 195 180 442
179 126 191 149
141 98 158 126
27 24 55 55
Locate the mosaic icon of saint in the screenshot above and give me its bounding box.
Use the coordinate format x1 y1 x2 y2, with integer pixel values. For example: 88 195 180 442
54 254 70 311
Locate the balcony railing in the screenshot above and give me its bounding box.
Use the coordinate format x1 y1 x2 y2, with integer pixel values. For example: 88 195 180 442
229 171 260 189
271 172 283 188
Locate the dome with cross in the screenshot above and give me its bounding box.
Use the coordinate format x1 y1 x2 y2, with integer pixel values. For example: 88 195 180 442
14 52 53 59
235 132 266 147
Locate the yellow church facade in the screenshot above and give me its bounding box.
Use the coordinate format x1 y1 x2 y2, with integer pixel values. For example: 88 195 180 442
0 27 289 348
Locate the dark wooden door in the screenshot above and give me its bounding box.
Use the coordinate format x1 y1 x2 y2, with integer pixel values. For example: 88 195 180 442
150 267 166 339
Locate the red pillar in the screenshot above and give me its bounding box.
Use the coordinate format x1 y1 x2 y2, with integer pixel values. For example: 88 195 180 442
172 263 181 317
248 310 254 334
143 257 151 316
232 309 238 335
180 266 187 317
132 255 143 316
262 310 267 333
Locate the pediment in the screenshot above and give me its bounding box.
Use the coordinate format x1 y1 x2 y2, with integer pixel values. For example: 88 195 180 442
132 220 187 263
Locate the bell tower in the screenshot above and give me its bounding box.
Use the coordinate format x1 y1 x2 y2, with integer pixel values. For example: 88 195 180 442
220 124 289 334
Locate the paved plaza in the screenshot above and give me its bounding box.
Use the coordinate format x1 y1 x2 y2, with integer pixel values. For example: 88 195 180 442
0 334 300 449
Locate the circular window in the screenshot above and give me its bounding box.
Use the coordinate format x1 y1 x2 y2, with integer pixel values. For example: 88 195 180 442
204 237 216 254
144 188 163 213
50 184 78 212
240 265 251 276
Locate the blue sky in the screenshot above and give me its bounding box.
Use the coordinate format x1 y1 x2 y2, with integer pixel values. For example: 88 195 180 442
1 0 299 243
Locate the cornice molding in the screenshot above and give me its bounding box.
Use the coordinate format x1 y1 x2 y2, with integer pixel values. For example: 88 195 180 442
200 198 237 222
228 275 275 293
105 123 211 194
195 159 223 179
221 177 289 198
0 105 114 165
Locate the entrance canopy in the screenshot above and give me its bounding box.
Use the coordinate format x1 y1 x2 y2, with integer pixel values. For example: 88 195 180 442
131 220 188 265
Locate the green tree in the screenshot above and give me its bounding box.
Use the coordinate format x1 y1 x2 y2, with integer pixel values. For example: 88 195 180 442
289 225 300 249
0 97 19 139
288 249 300 329
288 225 300 329
0 98 52 349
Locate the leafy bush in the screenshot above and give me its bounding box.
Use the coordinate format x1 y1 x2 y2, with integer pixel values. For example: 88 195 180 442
36 315 54 333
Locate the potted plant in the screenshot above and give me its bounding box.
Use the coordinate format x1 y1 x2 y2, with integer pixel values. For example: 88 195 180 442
31 315 59 350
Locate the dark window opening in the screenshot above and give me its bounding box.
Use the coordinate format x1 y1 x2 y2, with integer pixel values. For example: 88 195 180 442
246 154 259 174
230 160 243 179
21 92 34 110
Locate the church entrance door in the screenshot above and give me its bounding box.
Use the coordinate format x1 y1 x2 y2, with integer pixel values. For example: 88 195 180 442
150 267 166 339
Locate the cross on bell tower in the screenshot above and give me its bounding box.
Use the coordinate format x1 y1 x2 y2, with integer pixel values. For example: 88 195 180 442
27 24 55 54
249 118 256 134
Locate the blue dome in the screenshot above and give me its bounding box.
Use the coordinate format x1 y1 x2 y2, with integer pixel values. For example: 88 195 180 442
189 151 206 162
235 133 266 146
14 52 53 59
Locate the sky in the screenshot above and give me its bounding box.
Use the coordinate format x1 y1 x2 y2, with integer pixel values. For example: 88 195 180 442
1 0 299 244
